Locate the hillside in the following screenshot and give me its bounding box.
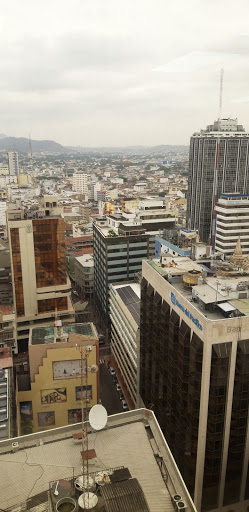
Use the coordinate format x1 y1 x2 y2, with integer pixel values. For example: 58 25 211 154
0 137 64 153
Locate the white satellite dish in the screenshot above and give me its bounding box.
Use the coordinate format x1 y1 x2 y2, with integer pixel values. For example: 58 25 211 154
89 404 107 431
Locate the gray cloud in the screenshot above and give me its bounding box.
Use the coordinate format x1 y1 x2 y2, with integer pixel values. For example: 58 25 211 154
0 0 249 145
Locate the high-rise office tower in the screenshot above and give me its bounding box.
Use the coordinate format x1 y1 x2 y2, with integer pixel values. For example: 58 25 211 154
8 196 74 352
186 118 249 243
8 151 19 176
140 256 249 511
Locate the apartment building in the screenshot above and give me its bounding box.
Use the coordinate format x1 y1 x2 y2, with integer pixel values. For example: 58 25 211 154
72 173 88 195
8 151 19 176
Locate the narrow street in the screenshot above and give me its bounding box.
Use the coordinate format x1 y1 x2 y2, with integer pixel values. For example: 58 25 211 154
99 362 123 415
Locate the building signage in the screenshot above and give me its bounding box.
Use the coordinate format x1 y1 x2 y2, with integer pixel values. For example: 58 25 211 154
171 292 203 331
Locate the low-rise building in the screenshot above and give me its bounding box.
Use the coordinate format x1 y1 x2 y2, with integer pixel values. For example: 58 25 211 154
74 254 94 301
16 323 99 435
0 305 16 353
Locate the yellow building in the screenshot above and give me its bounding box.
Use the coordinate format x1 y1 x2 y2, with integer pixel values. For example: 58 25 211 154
104 201 115 214
17 174 32 187
16 324 99 435
120 198 139 213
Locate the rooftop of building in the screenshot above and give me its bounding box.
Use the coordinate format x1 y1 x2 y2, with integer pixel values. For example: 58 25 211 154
0 408 196 512
0 347 13 369
145 257 249 322
65 236 93 244
111 283 141 326
31 322 98 346
94 216 147 238
75 254 94 266
73 247 94 256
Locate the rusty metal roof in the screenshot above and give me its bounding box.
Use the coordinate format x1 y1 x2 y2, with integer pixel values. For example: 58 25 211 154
102 478 150 512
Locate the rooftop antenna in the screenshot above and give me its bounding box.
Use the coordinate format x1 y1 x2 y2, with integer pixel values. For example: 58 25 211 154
218 68 224 120
76 345 100 510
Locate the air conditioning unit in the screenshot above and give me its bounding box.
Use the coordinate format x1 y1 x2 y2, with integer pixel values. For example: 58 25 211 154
12 442 19 453
176 501 187 512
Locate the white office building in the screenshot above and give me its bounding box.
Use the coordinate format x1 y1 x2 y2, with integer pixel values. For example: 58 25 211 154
109 282 140 407
0 202 7 226
215 193 249 257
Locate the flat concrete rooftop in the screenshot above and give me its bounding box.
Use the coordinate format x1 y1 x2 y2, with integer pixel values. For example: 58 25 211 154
31 322 98 345
0 409 196 512
147 259 249 321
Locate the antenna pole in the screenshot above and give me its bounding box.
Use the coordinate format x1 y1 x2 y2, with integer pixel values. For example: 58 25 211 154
29 133 33 173
219 68 224 120
80 346 86 509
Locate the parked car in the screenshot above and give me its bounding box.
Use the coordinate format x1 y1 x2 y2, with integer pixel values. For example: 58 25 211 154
113 376 118 384
116 383 121 392
119 392 124 401
109 367 115 376
121 400 128 411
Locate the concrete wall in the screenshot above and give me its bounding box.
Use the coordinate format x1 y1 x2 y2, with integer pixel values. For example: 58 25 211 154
17 335 99 434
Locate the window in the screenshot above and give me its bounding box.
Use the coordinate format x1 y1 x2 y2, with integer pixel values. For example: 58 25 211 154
38 411 55 427
68 408 82 423
20 401 32 418
76 385 92 401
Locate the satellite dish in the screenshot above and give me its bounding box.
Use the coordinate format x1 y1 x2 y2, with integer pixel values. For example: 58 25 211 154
78 492 98 510
89 404 107 431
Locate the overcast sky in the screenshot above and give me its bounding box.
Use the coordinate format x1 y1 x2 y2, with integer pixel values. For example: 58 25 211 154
1 0 249 147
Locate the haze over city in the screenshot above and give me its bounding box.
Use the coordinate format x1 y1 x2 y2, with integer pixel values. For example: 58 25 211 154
2 0 249 146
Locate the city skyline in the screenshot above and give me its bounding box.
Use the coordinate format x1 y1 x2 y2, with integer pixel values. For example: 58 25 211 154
1 0 249 146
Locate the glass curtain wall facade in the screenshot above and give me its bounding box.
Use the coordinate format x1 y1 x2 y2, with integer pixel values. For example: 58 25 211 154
140 275 249 511
187 133 249 243
10 228 24 317
33 219 67 288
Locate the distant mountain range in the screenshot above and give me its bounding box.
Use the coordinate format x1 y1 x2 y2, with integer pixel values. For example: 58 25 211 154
0 137 64 153
0 136 189 155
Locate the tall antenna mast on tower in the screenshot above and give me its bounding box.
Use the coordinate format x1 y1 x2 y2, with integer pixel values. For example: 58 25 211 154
29 133 33 172
218 68 224 120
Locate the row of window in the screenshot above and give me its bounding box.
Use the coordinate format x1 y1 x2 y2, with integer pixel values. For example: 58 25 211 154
20 385 92 419
21 408 89 427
